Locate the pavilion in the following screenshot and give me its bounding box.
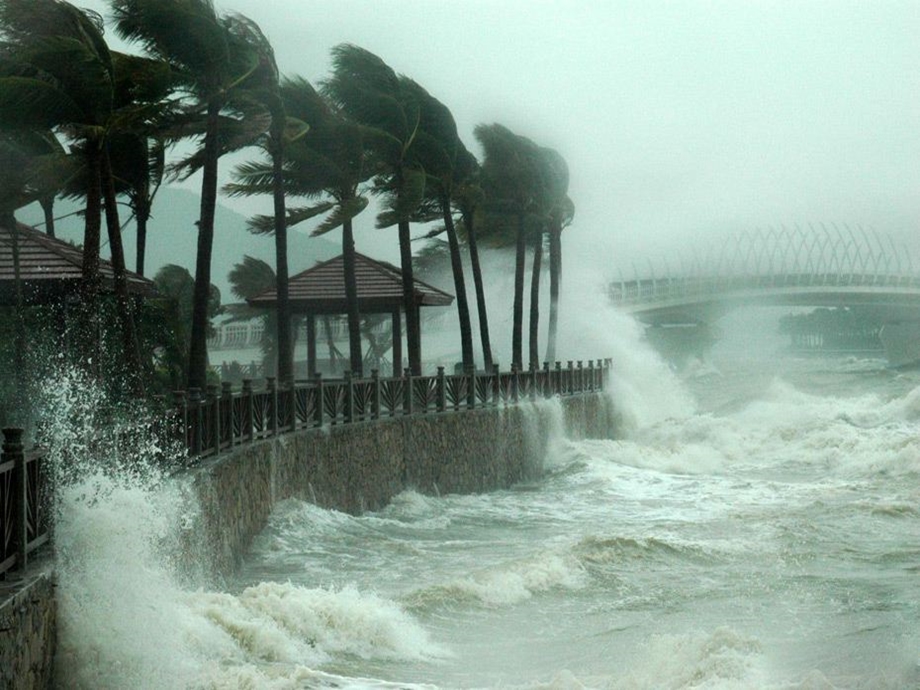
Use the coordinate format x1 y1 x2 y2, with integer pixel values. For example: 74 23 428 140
247 252 454 377
0 220 156 306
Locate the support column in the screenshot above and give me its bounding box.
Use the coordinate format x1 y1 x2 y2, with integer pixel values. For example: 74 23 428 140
391 310 402 377
306 313 317 378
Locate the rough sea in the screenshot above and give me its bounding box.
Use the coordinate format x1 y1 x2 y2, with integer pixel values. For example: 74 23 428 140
47 308 920 689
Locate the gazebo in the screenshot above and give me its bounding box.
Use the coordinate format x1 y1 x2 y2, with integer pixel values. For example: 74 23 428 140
247 252 454 377
0 220 156 307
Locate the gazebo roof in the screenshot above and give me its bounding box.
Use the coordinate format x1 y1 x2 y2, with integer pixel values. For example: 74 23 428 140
0 220 157 306
248 252 454 314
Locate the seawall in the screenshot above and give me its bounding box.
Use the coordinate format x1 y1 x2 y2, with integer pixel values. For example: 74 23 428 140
0 391 616 688
184 392 617 579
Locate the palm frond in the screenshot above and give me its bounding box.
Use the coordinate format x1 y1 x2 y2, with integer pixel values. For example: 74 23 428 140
311 195 368 236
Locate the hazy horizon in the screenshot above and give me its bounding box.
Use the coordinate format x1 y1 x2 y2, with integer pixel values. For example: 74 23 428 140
67 0 920 283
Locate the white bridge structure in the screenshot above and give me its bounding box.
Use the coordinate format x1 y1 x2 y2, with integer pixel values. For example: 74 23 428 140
607 224 920 365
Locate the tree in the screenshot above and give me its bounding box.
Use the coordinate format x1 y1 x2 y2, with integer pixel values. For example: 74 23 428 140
453 151 493 371
227 76 372 378
538 147 574 364
111 0 267 390
409 80 475 372
475 123 542 370
0 0 142 380
147 263 221 390
324 44 427 375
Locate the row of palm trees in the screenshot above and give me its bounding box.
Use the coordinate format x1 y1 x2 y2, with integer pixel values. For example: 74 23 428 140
0 0 574 395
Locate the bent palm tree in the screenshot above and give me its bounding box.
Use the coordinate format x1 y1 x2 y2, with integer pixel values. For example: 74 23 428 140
475 123 542 370
409 80 475 372
228 76 372 376
324 44 427 375
0 0 146 383
111 0 266 390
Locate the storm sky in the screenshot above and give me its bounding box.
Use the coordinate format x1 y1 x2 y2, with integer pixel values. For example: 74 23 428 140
82 0 920 277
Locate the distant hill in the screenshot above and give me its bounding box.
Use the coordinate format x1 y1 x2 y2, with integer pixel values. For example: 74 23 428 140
17 187 340 302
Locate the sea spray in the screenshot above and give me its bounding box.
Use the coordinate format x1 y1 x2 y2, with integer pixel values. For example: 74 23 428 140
36 367 447 689
551 279 694 432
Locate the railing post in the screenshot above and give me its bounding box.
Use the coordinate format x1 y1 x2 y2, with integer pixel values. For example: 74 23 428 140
403 367 414 415
577 361 584 393
241 379 254 442
3 428 26 570
221 382 233 446
555 361 562 396
436 366 446 412
587 360 595 391
344 371 355 424
492 364 500 406
188 388 203 456
567 361 574 395
313 373 324 427
172 390 188 453
371 369 381 420
207 384 220 455
543 362 551 398
266 377 278 437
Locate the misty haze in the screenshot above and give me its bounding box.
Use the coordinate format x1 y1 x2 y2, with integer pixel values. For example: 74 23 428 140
1 1 918 689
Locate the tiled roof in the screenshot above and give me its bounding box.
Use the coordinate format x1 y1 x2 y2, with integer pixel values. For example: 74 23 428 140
248 253 453 313
0 221 157 305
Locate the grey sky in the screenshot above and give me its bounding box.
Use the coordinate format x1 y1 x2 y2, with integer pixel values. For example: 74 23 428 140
83 0 920 275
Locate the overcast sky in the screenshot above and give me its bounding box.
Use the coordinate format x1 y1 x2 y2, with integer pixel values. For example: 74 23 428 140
81 0 920 277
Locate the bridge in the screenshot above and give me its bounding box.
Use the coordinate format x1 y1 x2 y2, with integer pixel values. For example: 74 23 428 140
607 224 920 365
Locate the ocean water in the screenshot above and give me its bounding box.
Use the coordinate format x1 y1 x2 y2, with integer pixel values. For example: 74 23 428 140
47 314 920 689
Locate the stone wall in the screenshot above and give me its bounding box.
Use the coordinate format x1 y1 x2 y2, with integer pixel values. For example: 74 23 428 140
187 392 618 578
0 568 55 690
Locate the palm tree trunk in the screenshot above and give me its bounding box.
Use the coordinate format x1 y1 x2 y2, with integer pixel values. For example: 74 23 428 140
271 116 294 387
135 192 150 276
102 149 145 396
5 210 27 424
512 213 526 370
545 223 561 363
343 215 363 376
40 197 55 238
463 206 492 371
79 144 103 373
187 98 222 390
398 218 422 375
442 196 474 372
529 236 543 368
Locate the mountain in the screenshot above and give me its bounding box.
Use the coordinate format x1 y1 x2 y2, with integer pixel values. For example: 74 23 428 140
16 187 340 302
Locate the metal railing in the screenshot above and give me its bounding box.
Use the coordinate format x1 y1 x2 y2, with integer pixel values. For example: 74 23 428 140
0 428 52 579
170 359 612 460
609 272 920 309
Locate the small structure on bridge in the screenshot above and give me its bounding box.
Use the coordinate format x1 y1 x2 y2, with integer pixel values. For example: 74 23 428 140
247 253 454 377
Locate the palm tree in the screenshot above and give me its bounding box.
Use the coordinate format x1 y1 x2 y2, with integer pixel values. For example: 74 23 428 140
539 147 574 364
0 0 123 371
453 151 493 371
227 255 280 375
227 76 372 377
110 0 266 390
408 80 475 372
323 44 427 375
475 123 542 371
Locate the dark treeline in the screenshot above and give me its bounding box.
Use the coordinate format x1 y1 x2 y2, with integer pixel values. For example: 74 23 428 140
0 0 575 407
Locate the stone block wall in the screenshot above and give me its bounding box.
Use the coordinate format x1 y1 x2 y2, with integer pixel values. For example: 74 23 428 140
188 392 617 579
0 569 55 690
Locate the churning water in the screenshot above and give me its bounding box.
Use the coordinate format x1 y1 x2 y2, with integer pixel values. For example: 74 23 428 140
46 311 920 689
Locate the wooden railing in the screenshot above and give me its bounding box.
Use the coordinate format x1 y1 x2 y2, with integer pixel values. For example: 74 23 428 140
170 359 612 460
0 428 52 579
